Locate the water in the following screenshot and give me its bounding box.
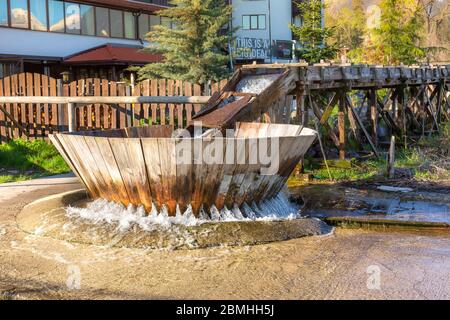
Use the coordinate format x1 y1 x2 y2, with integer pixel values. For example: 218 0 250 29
235 74 279 94
66 192 300 232
292 185 450 224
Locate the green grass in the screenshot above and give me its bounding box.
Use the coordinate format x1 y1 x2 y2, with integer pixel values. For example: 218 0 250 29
294 124 449 183
0 139 70 183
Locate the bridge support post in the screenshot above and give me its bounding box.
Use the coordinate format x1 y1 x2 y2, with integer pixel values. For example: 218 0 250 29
338 91 346 160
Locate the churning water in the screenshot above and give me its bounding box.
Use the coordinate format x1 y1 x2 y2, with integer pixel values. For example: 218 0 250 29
236 74 279 94
66 192 300 232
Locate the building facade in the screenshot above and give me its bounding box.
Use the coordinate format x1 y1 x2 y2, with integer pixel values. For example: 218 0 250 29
0 0 305 80
0 0 169 79
230 0 296 64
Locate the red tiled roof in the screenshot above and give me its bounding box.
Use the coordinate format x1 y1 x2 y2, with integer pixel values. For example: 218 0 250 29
77 0 168 13
64 44 162 65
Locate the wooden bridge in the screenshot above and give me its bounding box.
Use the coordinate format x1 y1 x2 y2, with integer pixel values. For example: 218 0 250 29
1 64 449 159
193 63 450 159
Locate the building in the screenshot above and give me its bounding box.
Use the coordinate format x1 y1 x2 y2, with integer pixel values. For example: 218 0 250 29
0 0 170 79
0 0 310 80
230 0 297 64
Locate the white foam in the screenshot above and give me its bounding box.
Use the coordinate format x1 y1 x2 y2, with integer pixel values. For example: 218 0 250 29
65 192 300 232
235 74 279 94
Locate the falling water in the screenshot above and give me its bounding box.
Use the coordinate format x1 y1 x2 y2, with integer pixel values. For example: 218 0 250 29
235 74 279 94
65 192 300 232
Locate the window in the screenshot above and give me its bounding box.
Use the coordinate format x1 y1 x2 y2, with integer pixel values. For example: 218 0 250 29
110 9 123 38
138 13 149 39
149 14 160 31
242 14 266 30
65 2 80 34
124 11 135 39
10 0 29 28
95 7 109 37
0 0 8 26
49 0 64 32
1 0 154 40
30 0 48 31
80 5 95 36
258 15 266 29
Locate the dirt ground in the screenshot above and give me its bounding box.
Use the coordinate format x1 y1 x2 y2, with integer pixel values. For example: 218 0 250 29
0 176 449 300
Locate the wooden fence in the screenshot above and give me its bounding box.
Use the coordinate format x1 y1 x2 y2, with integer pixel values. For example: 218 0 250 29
0 73 229 143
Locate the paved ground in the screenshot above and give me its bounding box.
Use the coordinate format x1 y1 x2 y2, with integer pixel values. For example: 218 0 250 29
0 175 449 300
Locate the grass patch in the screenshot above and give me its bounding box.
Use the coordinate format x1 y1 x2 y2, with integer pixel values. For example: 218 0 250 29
292 123 449 184
0 139 70 183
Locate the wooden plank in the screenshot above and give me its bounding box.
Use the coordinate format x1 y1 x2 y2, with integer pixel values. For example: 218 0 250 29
319 92 339 125
2 76 12 140
159 79 167 125
93 136 131 204
41 75 50 136
132 81 141 127
338 94 346 160
117 83 126 128
0 78 6 143
176 80 184 128
174 137 194 212
184 82 193 125
167 80 175 127
56 133 100 197
141 138 165 210
93 78 101 129
200 137 226 212
33 73 42 138
49 134 87 189
157 138 178 215
11 73 21 138
101 79 109 129
26 73 35 139
193 84 202 113
82 135 125 203
49 77 58 133
369 90 378 146
150 79 158 124
142 79 150 123
85 78 93 129
109 81 117 129
109 137 153 211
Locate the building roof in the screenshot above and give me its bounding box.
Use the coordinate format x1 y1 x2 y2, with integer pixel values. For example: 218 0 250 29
63 44 162 65
77 0 168 13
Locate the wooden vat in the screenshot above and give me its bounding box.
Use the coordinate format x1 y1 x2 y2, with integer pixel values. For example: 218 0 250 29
50 122 317 216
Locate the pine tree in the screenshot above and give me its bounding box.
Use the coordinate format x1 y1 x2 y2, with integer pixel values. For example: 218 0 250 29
361 0 425 65
137 0 233 86
375 0 425 65
290 0 337 63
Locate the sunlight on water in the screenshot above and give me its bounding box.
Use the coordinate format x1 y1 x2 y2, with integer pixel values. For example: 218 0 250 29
66 192 300 232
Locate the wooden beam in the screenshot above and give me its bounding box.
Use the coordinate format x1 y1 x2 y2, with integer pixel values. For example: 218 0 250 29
369 90 378 146
319 92 339 125
0 96 211 105
344 95 380 158
308 93 341 148
338 93 346 160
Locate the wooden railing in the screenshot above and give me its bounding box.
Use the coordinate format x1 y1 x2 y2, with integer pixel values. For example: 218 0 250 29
0 96 211 134
0 73 228 142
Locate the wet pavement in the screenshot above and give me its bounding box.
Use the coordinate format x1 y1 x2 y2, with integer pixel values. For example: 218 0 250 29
0 177 449 299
